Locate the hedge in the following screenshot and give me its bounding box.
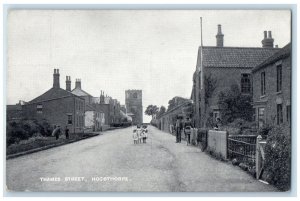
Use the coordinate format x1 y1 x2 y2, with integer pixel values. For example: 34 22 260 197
264 125 291 191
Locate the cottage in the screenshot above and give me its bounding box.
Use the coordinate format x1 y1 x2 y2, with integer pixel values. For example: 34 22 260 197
252 43 291 129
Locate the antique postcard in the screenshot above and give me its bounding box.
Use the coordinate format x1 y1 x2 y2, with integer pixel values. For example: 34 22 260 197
5 9 292 192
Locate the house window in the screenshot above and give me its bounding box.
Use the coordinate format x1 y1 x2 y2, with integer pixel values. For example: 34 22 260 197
261 72 266 95
277 65 282 92
37 104 43 114
241 74 251 93
287 105 291 123
277 104 283 125
67 114 72 125
213 111 220 121
258 107 265 128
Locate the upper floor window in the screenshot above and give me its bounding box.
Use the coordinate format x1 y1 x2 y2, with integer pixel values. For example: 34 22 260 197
37 104 43 114
277 65 282 92
261 72 266 96
241 74 251 94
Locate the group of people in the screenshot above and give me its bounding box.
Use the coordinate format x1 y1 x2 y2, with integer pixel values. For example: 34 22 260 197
52 125 70 140
132 124 148 144
175 117 193 145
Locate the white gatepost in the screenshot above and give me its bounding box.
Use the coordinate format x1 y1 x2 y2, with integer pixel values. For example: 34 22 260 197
256 135 263 179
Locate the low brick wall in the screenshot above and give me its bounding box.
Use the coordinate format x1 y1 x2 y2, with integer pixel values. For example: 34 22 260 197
207 130 228 159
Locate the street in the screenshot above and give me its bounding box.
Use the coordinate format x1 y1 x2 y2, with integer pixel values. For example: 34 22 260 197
6 126 277 192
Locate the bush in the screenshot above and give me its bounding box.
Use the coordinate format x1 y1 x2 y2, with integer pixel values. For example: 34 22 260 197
264 125 291 191
6 119 53 146
218 84 253 124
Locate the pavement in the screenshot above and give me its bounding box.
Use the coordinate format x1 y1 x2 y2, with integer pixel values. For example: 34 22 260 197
6 125 278 192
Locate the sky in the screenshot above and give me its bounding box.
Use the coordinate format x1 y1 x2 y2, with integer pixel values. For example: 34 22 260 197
7 10 291 123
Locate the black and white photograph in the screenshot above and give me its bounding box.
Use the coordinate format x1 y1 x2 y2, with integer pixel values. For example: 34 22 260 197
4 8 293 193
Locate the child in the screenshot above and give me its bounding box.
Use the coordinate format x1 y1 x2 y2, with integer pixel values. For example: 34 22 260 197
137 125 142 144
132 129 138 144
142 128 147 143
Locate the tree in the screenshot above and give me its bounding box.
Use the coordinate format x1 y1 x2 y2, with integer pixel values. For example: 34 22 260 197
157 106 166 117
144 105 159 118
167 96 189 111
218 84 253 124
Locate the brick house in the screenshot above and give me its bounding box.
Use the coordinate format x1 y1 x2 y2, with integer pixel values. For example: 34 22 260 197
191 25 280 128
252 43 291 129
22 69 85 133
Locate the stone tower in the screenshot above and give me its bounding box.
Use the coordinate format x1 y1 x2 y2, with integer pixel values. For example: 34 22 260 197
125 90 143 125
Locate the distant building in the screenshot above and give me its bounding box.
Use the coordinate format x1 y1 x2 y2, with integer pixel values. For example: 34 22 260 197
125 90 143 124
120 105 126 113
191 25 280 127
252 43 291 129
92 91 121 126
71 78 103 131
157 100 193 133
22 69 85 133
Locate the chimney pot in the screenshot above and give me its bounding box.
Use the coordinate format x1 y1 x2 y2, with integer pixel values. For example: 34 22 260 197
268 31 272 38
262 30 274 48
216 24 224 47
75 78 81 89
66 75 71 91
53 68 60 88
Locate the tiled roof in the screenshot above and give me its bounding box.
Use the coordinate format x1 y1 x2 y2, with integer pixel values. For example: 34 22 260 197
28 88 79 104
199 46 280 68
71 87 92 97
252 43 291 73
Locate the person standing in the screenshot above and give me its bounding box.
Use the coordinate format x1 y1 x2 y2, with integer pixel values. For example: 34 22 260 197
137 124 142 144
65 126 70 139
184 117 192 146
175 118 182 143
132 129 138 144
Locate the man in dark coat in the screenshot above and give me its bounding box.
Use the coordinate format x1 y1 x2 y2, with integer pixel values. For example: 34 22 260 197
65 126 70 139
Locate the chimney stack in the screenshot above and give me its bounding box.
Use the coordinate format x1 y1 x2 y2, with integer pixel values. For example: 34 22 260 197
75 79 81 89
53 69 60 88
66 76 71 91
262 30 274 48
216 24 224 47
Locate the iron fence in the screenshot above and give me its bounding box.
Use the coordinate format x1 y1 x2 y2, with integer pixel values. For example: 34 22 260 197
228 135 257 164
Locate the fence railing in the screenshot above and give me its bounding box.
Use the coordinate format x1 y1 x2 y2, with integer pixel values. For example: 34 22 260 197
227 135 257 164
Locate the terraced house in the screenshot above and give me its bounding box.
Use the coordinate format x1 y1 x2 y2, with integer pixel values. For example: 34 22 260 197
252 43 291 129
191 25 280 127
